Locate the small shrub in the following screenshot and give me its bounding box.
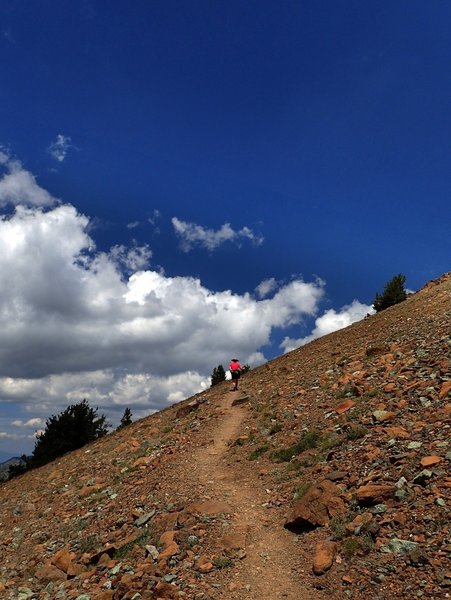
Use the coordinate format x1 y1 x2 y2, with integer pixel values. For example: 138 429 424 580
115 532 150 559
346 425 369 440
330 515 347 540
360 533 375 554
272 447 297 462
342 537 361 557
342 534 374 557
293 482 312 501
213 555 233 569
249 445 269 461
320 432 344 450
271 429 321 462
78 533 100 554
269 423 283 435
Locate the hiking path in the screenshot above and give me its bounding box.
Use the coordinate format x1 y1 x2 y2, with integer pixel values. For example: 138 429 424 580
182 390 324 599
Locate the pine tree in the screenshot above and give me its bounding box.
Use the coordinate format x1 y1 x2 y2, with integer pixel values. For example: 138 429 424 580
117 407 133 429
373 274 407 312
210 364 226 386
29 399 110 469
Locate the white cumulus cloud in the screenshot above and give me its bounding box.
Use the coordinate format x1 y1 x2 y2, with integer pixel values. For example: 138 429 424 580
255 277 278 298
172 217 264 252
0 193 324 438
11 418 44 428
280 300 374 353
0 152 57 207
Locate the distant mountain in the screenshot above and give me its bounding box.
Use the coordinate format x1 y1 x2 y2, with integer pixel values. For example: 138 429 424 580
0 456 23 481
0 450 16 463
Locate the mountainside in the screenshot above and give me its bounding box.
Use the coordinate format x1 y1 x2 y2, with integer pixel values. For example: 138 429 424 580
0 273 450 600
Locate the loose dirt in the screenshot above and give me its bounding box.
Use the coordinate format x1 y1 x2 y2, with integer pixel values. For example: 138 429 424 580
182 391 322 599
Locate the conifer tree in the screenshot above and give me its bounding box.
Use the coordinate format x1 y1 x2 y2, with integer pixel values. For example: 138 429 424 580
210 364 226 386
373 274 407 312
29 399 110 469
117 407 133 429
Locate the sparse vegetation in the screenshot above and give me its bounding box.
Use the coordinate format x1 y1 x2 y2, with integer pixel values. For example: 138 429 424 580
269 422 283 435
271 429 321 462
213 555 233 569
77 532 100 554
249 444 269 460
293 482 312 501
346 425 369 440
115 532 150 559
342 534 374 557
330 515 347 540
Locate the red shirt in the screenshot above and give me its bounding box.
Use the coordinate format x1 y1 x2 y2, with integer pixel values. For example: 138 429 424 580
230 361 241 371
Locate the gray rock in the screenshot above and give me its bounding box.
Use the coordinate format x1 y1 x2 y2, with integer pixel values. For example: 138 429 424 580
134 509 156 527
232 395 250 406
371 504 388 514
380 538 418 555
145 544 160 560
17 589 34 600
407 442 422 450
187 535 199 548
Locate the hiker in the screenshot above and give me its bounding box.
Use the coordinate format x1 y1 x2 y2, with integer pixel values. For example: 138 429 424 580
229 358 242 391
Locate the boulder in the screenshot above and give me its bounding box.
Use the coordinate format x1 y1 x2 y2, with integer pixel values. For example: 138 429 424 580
285 480 346 531
355 483 394 504
313 540 337 575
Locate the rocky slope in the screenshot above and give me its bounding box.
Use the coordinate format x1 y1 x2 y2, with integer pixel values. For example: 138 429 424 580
0 273 449 600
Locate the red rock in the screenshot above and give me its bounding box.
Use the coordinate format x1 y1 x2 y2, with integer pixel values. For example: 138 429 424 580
420 455 443 467
51 548 74 574
158 541 179 561
91 592 114 600
159 531 175 547
345 512 373 534
285 480 347 530
439 381 451 399
313 540 337 574
384 426 410 438
384 383 397 392
196 554 214 572
79 483 104 498
335 399 355 414
35 563 67 581
155 581 179 599
355 483 394 503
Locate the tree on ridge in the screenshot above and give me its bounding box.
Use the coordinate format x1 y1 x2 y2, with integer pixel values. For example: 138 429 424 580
373 274 407 312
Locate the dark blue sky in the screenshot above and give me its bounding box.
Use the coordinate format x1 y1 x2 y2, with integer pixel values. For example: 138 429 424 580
2 1 449 298
0 1 450 455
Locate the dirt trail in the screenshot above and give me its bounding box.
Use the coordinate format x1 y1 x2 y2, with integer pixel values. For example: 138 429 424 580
189 391 320 599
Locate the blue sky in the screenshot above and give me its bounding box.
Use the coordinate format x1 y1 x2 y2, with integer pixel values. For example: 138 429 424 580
0 1 450 458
